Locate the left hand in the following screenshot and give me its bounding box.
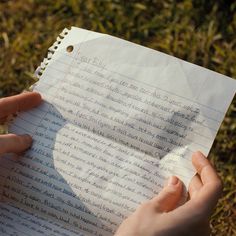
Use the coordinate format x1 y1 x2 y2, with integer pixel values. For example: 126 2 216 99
0 92 42 155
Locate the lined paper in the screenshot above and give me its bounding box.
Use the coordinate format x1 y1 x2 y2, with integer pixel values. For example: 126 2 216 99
0 203 80 236
0 27 235 235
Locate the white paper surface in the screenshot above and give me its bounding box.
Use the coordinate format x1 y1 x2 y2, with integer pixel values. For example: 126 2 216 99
0 203 81 236
0 27 235 235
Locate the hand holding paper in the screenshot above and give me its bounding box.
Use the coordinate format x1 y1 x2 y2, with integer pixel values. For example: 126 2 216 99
115 151 222 236
0 92 41 154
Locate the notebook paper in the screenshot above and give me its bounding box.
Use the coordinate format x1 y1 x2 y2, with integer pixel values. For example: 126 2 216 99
0 203 81 236
0 27 235 235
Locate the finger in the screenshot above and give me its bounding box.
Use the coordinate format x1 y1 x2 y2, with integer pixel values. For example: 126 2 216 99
151 176 183 212
0 92 42 120
173 152 222 218
192 151 220 185
188 174 203 199
0 134 32 155
191 151 222 213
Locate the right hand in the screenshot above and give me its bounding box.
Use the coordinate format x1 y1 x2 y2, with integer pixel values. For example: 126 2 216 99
115 151 222 236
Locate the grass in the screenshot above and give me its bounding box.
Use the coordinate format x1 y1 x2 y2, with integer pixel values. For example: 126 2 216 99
0 0 235 235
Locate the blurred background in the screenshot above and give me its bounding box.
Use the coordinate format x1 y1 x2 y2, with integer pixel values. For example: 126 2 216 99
0 0 235 235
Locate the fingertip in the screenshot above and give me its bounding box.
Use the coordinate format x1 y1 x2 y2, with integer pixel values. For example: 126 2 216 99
167 176 180 186
169 176 183 192
22 91 43 110
192 151 205 160
34 91 42 99
0 133 33 155
23 91 42 100
31 92 43 104
19 134 33 147
152 176 184 212
192 151 208 168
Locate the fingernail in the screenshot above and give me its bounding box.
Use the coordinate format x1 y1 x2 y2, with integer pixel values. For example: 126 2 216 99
20 134 33 144
168 176 179 186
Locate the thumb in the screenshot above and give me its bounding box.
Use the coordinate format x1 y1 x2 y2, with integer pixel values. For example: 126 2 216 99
151 176 183 212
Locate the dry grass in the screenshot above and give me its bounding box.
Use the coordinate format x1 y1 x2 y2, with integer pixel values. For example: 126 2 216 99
0 0 235 235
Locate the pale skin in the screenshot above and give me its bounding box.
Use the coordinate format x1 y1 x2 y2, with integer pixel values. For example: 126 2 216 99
0 92 222 236
115 152 222 236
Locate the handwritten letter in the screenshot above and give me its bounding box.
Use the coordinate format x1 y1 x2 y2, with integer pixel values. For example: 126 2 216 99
0 27 235 235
